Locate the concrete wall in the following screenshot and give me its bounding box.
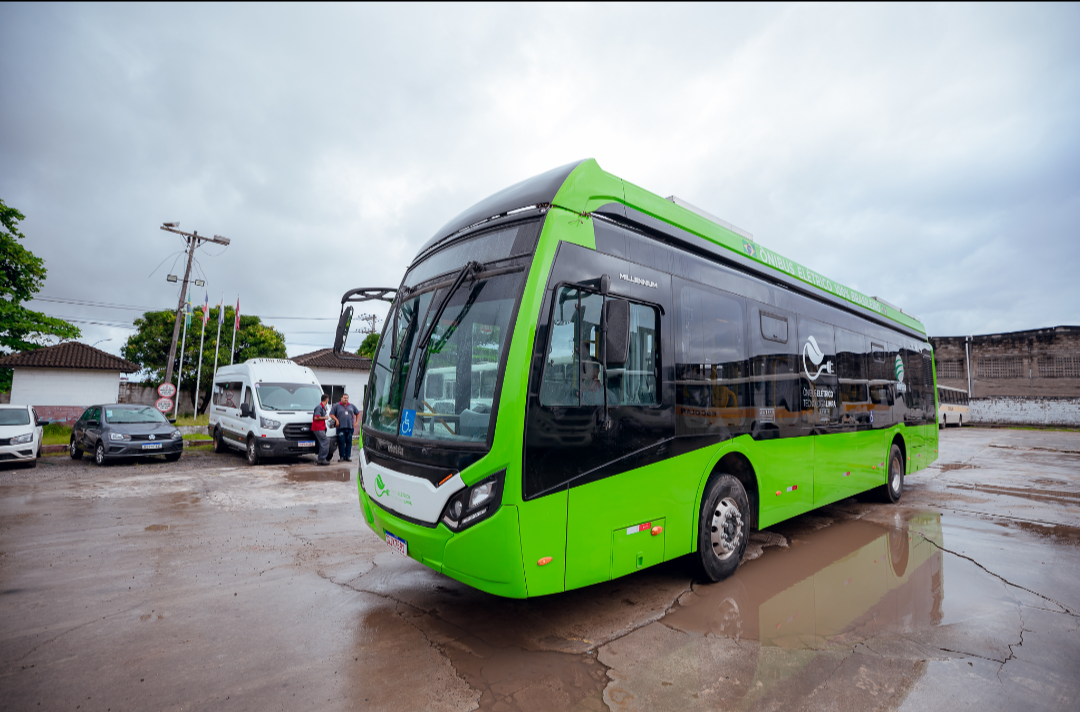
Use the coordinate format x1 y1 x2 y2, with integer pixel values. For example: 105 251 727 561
931 326 1080 399
11 368 121 406
969 397 1080 427
118 383 197 415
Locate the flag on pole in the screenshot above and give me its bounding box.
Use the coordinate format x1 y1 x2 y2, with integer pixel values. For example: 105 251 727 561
185 292 192 329
230 295 239 365
212 292 224 379
203 292 210 327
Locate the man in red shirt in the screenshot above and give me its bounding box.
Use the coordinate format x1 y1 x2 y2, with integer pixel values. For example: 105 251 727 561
312 394 331 465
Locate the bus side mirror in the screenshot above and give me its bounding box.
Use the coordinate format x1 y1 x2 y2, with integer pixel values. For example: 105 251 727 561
334 306 354 355
604 299 630 367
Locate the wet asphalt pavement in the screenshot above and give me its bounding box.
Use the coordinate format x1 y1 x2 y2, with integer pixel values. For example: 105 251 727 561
1 428 1078 711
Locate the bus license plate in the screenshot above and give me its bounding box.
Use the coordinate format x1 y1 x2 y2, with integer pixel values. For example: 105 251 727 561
142 443 162 450
298 440 315 447
385 531 408 558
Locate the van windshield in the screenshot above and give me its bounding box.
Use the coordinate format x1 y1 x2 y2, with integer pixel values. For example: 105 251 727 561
255 383 324 411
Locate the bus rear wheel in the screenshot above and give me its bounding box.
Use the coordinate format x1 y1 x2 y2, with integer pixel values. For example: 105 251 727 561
696 474 749 583
880 444 904 504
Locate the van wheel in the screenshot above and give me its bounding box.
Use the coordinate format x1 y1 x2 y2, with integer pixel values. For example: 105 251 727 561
246 436 260 465
213 427 227 454
70 437 83 460
696 474 749 583
879 444 904 503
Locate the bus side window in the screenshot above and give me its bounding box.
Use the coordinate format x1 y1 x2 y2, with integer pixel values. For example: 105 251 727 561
540 287 582 406
607 302 660 406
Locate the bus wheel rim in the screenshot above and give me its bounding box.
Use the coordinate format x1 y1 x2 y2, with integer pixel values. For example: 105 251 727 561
710 497 743 561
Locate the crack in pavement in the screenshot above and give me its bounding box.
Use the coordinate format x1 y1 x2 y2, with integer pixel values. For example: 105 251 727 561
915 533 1078 617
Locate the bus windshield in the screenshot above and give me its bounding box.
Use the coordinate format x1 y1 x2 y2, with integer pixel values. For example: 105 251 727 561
364 270 524 444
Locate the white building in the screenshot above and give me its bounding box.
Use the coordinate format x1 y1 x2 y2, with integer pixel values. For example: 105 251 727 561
291 349 371 408
0 342 140 424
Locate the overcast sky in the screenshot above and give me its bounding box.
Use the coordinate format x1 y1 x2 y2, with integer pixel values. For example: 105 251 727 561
1 3 1078 361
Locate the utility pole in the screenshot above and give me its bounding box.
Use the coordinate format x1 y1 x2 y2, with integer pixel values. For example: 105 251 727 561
160 223 230 385
357 313 380 335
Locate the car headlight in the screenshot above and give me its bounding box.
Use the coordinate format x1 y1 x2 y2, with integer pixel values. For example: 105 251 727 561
441 471 504 531
171 430 183 439
260 416 281 430
12 433 33 444
110 432 131 441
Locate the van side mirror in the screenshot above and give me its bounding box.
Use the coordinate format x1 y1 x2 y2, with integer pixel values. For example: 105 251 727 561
333 306 354 355
604 298 630 367
240 403 254 419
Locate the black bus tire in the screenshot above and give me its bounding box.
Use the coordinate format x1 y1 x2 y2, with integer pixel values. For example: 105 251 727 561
696 474 750 583
879 444 904 504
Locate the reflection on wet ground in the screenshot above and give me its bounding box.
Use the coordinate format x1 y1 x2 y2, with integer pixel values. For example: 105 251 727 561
666 513 943 649
3 428 1079 711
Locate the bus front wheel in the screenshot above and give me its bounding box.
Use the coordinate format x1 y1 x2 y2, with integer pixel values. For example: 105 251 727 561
696 474 750 583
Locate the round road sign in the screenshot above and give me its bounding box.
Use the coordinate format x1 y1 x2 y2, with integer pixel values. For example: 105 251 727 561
157 383 177 398
155 397 174 413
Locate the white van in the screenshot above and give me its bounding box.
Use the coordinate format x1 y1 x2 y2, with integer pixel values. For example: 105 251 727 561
208 359 336 465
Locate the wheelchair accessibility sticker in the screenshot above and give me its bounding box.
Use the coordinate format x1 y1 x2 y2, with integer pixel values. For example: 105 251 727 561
400 409 416 437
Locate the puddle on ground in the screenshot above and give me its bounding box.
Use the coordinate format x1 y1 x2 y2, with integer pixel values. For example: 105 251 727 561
939 462 976 471
996 519 1080 546
144 524 170 532
285 468 351 483
663 513 945 648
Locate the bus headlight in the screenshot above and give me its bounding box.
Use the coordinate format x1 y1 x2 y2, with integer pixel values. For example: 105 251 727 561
441 471 504 532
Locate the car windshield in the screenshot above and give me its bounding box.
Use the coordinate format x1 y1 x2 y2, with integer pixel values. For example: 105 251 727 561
105 407 168 424
364 270 524 443
0 409 31 426
255 383 324 411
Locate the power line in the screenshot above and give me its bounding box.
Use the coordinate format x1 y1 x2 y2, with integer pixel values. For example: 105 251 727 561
33 296 339 320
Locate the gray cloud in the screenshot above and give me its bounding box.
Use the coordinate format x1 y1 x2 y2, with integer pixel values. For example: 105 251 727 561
1 3 1077 361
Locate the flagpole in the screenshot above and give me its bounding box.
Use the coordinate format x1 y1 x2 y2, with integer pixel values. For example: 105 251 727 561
230 295 239 365
173 310 189 420
212 292 224 378
193 302 207 418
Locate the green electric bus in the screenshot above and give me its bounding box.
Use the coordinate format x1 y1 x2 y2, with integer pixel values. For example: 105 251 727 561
335 159 939 598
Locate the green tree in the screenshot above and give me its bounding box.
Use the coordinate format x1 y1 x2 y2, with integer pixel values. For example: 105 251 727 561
0 199 81 391
122 306 286 413
357 333 379 359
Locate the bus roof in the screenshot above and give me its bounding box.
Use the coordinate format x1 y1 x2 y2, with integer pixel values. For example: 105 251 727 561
422 158 927 335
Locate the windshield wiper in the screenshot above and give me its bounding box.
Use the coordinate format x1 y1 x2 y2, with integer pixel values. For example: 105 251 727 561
410 261 483 398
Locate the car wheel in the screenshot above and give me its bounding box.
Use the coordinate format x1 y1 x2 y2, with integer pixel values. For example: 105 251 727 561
94 441 107 467
246 436 260 466
70 437 83 460
696 473 750 583
879 443 904 503
213 427 227 454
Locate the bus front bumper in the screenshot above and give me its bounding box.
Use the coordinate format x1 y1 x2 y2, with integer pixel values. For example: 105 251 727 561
358 483 528 598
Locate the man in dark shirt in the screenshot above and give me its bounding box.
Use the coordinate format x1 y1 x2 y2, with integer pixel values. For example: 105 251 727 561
329 393 360 462
312 394 331 465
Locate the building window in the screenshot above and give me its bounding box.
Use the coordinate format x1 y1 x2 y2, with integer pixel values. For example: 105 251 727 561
976 357 1023 379
1038 356 1080 379
936 359 965 380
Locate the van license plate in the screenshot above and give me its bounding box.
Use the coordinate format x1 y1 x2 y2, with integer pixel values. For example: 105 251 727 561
385 531 408 558
298 440 315 447
142 443 162 450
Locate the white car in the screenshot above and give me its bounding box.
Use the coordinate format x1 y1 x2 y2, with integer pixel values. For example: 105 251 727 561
0 404 46 468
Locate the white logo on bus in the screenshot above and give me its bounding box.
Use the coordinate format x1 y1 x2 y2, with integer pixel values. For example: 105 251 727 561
803 335 834 382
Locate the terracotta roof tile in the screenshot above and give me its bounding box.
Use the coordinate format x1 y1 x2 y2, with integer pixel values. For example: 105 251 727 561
0 342 139 372
291 348 371 371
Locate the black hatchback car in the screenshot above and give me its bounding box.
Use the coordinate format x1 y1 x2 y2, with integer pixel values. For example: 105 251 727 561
70 404 184 466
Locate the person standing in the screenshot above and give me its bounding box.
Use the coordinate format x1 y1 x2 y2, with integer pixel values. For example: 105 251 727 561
330 393 360 462
312 394 331 465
